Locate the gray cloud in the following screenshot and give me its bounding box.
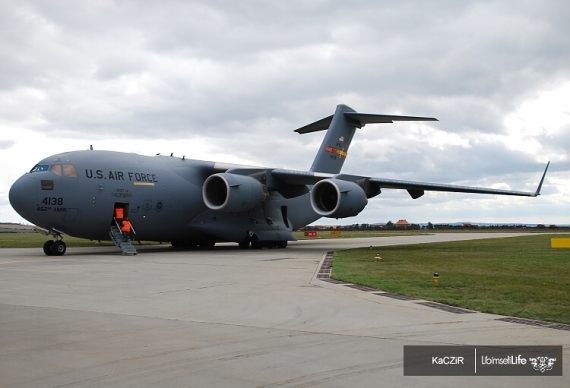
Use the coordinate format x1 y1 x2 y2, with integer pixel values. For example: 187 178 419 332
0 140 15 150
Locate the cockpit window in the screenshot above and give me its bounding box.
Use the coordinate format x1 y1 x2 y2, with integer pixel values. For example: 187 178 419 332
62 164 77 177
30 164 50 173
50 164 62 176
30 163 77 178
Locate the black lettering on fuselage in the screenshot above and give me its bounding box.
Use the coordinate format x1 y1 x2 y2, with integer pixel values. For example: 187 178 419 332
107 171 125 180
84 170 159 182
127 172 158 183
86 169 129 180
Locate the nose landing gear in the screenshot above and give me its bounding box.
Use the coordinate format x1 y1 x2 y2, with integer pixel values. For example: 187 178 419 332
41 228 67 256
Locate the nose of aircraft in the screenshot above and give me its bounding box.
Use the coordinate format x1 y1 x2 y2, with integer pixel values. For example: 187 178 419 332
9 174 37 222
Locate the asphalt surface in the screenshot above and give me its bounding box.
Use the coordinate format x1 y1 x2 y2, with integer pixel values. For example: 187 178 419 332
0 233 568 387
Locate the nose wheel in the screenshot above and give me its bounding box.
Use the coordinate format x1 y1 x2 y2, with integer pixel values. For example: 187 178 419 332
43 240 67 256
42 229 67 256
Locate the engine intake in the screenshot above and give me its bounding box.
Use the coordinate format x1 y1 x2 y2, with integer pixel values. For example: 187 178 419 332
311 179 368 218
203 173 267 213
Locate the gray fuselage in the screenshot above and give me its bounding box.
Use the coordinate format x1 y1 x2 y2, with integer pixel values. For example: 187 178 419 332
9 150 319 244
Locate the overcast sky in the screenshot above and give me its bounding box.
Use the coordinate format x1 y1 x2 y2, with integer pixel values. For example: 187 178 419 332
1 0 569 225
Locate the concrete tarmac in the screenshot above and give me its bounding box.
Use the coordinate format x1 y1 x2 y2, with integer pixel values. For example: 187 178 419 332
0 233 568 387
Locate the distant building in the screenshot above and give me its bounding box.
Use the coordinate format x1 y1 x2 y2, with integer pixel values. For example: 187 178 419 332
395 219 410 228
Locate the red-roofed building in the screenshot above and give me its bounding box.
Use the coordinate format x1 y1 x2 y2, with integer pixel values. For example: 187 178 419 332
395 219 410 228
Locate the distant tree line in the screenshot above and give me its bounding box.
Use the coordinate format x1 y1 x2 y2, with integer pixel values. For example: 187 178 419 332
299 222 567 231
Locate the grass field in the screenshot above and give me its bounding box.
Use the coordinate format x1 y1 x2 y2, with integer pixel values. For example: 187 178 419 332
332 234 570 324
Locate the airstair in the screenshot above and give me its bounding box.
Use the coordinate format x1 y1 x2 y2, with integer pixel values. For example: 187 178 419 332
109 224 138 255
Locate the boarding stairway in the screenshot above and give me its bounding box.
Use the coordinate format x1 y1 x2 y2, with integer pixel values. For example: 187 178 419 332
109 223 138 256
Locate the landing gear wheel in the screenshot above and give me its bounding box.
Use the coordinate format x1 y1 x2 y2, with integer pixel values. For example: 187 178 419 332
239 241 250 249
43 240 54 256
50 240 66 256
277 241 288 248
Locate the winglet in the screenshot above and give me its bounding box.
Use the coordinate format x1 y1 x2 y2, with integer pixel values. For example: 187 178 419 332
532 161 550 197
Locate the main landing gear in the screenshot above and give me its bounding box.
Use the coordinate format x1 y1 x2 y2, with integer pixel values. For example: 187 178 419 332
42 229 66 256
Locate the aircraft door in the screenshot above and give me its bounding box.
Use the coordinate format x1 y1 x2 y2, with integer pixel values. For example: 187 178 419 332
112 202 130 224
63 208 78 222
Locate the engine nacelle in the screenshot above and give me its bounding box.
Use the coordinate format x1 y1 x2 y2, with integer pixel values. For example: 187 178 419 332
310 179 368 218
203 173 267 213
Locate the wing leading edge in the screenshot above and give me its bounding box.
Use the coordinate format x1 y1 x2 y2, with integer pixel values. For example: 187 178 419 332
270 161 549 199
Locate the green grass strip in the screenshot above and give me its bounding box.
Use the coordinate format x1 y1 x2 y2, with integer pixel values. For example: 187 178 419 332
332 234 570 324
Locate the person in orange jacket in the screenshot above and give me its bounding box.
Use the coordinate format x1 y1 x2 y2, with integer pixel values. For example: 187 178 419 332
121 218 131 241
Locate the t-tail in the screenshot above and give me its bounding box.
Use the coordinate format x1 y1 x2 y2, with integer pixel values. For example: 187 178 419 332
295 104 438 174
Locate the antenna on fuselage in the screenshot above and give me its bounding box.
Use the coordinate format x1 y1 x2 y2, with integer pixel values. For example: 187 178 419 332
89 145 93 150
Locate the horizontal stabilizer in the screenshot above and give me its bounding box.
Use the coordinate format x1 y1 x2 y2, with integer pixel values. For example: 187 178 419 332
295 112 437 134
344 113 438 125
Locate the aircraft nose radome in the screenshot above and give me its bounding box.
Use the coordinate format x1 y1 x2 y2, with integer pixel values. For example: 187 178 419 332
9 175 36 221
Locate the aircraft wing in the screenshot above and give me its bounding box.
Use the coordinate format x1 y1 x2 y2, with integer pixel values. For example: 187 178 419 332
270 162 549 199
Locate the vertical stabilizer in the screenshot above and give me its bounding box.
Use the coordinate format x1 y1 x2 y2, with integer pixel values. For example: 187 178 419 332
308 104 359 174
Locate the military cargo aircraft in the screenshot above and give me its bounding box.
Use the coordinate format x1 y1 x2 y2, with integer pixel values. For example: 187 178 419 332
9 104 549 256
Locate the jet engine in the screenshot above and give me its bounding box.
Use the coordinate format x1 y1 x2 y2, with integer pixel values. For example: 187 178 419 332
310 179 368 218
203 173 267 213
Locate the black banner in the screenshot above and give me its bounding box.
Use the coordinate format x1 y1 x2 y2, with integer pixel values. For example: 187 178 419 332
404 346 562 376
